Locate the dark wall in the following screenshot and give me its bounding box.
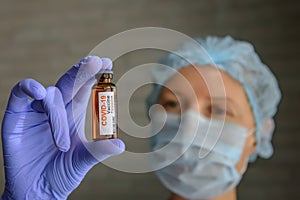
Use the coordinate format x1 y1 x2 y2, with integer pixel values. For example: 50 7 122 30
0 0 299 199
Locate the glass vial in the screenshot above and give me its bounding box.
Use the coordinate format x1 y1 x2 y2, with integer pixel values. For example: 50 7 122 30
92 70 118 140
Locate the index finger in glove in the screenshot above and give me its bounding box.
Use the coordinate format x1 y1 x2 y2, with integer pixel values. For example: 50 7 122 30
7 78 46 112
42 87 70 152
55 56 112 105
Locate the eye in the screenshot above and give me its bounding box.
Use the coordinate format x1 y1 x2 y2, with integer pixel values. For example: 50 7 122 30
157 88 185 114
212 107 226 116
159 99 182 114
208 105 233 118
162 100 180 109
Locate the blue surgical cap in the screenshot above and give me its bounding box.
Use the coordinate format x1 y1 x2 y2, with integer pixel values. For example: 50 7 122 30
146 36 281 161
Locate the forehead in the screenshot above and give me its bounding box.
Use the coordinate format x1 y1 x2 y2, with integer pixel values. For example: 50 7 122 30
163 64 246 99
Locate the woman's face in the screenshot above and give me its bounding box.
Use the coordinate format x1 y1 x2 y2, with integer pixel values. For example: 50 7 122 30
157 64 256 172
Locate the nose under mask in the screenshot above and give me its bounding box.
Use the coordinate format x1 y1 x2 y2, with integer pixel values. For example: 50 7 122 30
150 110 251 200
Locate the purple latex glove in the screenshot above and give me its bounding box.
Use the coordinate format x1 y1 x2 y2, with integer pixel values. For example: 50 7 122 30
1 56 125 200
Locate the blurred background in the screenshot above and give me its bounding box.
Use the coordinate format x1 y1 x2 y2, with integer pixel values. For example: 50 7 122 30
0 0 299 199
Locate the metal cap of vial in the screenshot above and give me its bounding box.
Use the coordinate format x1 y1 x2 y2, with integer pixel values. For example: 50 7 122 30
96 70 113 79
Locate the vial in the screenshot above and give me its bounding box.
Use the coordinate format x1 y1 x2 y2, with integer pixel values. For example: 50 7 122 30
92 70 118 140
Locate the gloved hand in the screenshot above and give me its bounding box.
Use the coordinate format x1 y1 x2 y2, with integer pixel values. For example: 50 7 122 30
1 56 125 200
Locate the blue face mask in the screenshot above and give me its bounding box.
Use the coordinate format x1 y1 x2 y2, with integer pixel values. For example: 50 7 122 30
150 110 250 199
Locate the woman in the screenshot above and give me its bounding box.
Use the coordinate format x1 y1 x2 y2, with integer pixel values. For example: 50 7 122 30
147 36 281 200
0 36 280 200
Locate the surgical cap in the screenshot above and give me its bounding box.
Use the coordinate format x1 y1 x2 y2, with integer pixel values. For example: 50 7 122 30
146 36 281 161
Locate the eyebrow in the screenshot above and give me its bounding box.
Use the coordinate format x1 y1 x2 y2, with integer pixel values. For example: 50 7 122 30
159 89 188 105
160 88 184 98
161 89 238 107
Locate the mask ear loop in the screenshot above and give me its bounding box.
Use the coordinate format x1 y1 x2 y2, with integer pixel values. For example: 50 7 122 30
239 156 249 175
248 128 256 138
239 128 257 174
246 127 257 146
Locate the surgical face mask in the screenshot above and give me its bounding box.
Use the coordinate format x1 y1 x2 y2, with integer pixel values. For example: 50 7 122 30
150 110 250 200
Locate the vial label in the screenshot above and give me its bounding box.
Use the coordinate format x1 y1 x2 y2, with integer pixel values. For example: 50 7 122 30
98 91 115 135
